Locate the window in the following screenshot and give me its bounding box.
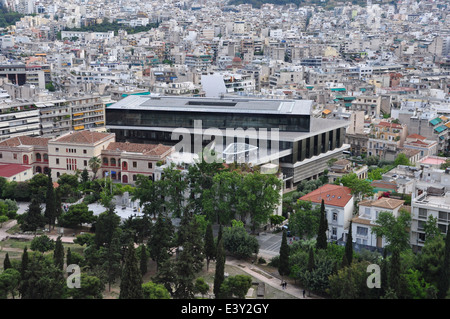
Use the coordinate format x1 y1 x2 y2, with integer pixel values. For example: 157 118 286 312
0 153 2 158
133 174 137 181
332 212 338 221
148 162 153 169
356 226 368 236
13 154 17 160
418 208 427 219
55 148 59 152
84 160 87 166
83 149 87 154
133 161 137 168
56 158 60 164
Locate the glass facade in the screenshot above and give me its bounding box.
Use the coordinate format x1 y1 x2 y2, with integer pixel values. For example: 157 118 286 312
106 109 310 132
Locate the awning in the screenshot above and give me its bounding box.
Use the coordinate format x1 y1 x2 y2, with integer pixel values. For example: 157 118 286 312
430 118 442 126
73 112 83 117
322 109 331 114
434 125 446 133
330 87 346 92
74 125 85 130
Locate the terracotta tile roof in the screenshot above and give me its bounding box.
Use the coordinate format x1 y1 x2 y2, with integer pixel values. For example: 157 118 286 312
299 184 353 207
351 216 376 226
359 197 404 210
105 142 172 156
0 136 51 147
0 163 32 177
53 131 113 144
406 134 426 140
377 121 403 129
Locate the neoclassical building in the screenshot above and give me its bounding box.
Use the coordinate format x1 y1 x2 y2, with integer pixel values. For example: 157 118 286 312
0 130 174 184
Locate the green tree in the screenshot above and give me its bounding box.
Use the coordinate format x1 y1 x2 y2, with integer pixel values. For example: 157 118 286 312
21 253 65 299
219 275 252 299
171 211 205 299
148 212 174 270
30 234 55 253
53 236 64 270
194 277 209 298
94 205 121 248
214 238 226 298
329 261 376 299
372 209 411 252
203 170 241 225
19 247 29 297
278 229 290 277
59 203 96 228
44 170 57 229
88 156 102 180
237 172 282 233
289 200 321 239
142 281 171 299
19 197 46 233
68 273 104 299
334 173 373 200
139 244 148 276
159 164 187 218
0 268 20 299
3 252 11 270
343 221 353 267
119 242 143 299
316 200 328 250
204 223 216 271
394 153 411 167
222 220 259 259
437 226 450 299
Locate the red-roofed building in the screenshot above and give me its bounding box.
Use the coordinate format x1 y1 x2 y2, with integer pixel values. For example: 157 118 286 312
0 163 33 182
299 184 354 242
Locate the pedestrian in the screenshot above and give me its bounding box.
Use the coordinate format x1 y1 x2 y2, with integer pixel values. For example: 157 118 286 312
303 289 306 298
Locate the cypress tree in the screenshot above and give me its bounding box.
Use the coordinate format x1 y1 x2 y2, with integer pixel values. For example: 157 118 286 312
307 247 315 272
3 252 11 270
389 249 401 294
66 247 72 266
343 221 353 266
53 236 64 270
214 238 225 298
278 229 290 277
139 244 148 276
204 223 216 271
19 246 29 298
381 248 389 296
316 199 328 250
119 242 143 299
437 226 450 299
44 169 57 229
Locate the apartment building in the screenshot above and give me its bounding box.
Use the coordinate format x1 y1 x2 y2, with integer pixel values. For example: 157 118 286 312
37 99 72 138
0 101 41 140
367 120 408 161
349 95 382 118
68 95 106 132
411 185 450 252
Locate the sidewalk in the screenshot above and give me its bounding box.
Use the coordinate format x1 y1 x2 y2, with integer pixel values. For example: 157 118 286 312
225 256 318 299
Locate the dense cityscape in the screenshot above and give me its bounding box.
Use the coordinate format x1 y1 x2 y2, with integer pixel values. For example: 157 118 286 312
0 0 449 305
